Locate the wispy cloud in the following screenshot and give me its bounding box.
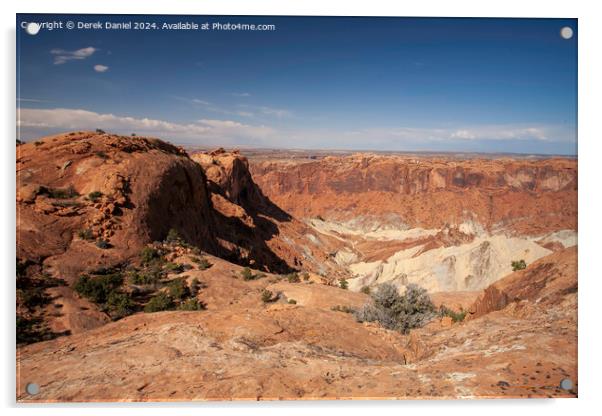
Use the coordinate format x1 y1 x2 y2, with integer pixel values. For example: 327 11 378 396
17 107 275 145
17 98 49 103
50 47 97 65
230 92 251 97
93 64 109 73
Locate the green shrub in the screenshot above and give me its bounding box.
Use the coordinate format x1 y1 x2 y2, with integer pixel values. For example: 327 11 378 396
191 256 211 270
107 292 136 319
261 289 275 303
285 273 300 283
140 247 160 264
164 262 185 274
439 306 467 323
144 292 173 313
190 278 201 297
74 273 123 304
88 191 103 202
127 266 162 286
355 283 436 334
511 259 527 272
77 228 94 240
179 298 206 311
167 278 189 300
19 287 51 310
331 305 354 313
360 286 371 295
339 278 349 290
46 185 78 199
165 228 182 244
241 267 257 281
96 239 110 249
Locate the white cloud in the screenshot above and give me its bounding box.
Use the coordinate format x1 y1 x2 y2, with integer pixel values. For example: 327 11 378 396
50 47 97 65
17 108 276 145
93 64 109 73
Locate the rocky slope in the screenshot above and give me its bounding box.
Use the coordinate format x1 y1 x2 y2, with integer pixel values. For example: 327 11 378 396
17 247 577 401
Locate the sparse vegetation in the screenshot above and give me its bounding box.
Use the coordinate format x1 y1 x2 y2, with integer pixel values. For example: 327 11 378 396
45 185 78 199
164 262 185 274
191 256 211 270
360 286 371 295
241 267 264 281
88 191 103 202
339 278 349 290
96 239 110 249
106 292 136 319
77 228 94 240
140 246 160 264
179 298 206 311
74 273 123 304
354 282 436 334
144 292 173 313
511 259 527 272
261 289 276 303
127 266 162 286
164 228 182 244
439 306 467 323
285 272 300 283
331 305 354 313
167 278 190 300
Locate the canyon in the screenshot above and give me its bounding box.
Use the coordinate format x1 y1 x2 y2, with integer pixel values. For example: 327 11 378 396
16 132 577 401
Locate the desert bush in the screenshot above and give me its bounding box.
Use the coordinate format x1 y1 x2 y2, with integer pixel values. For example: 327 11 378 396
288 299 297 305
95 151 108 159
96 239 110 249
439 306 467 323
95 128 106 134
241 267 263 281
19 287 51 310
301 272 310 281
46 185 78 199
164 228 182 244
339 278 349 290
164 262 185 274
360 286 371 295
127 266 162 286
16 315 55 345
285 272 300 283
331 305 354 313
261 289 276 303
179 298 206 311
106 292 136 319
190 278 201 297
511 259 527 271
77 228 94 240
140 246 160 264
74 273 123 304
144 292 173 313
191 256 211 270
167 278 190 300
88 191 103 202
354 282 436 334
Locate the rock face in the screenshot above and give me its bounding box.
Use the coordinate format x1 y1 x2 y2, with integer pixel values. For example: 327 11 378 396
250 155 577 235
17 132 219 281
469 246 578 319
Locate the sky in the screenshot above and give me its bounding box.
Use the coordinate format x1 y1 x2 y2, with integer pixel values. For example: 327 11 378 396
17 15 577 155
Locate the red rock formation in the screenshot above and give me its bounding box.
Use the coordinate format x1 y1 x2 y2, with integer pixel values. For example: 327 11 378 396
250 155 577 235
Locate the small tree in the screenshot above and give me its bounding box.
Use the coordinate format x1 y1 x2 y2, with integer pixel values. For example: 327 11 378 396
144 292 173 313
107 292 136 319
168 278 189 300
511 260 527 271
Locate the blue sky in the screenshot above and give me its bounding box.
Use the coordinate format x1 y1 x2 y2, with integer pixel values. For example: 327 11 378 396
17 15 577 154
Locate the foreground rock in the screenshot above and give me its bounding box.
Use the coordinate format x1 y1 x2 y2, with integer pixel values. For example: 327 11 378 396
17 248 577 401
